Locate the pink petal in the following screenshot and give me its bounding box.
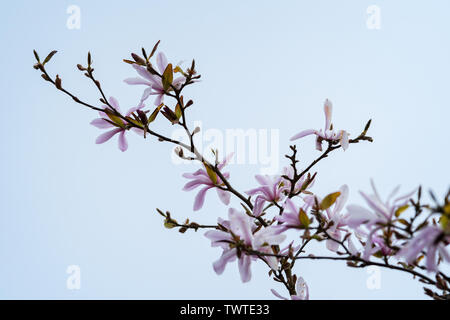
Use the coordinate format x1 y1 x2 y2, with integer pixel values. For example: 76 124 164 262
140 87 153 103
340 130 349 150
118 131 128 152
290 129 316 141
271 289 288 300
95 128 122 144
153 93 164 106
183 179 205 191
324 99 332 130
426 245 438 271
156 52 168 74
90 118 114 129
108 96 120 112
193 186 212 211
253 196 265 217
132 64 153 81
123 77 151 86
216 188 231 206
212 248 237 275
238 255 252 283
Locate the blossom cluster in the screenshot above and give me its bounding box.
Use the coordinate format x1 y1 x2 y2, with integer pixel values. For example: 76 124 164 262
33 43 450 300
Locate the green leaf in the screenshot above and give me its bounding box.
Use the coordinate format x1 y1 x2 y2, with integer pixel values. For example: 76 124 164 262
320 192 341 210
43 50 57 65
148 104 163 123
105 111 125 128
164 217 177 229
298 209 310 228
175 103 182 119
162 63 173 91
395 204 409 217
440 215 449 230
33 50 40 62
204 163 218 185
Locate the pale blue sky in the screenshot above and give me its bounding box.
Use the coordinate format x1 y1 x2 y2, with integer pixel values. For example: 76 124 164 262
0 0 449 299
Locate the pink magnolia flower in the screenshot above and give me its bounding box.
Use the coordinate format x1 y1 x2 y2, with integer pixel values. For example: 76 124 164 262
271 277 309 300
397 226 450 272
124 52 185 105
90 97 144 152
344 180 417 228
182 154 234 211
282 166 315 195
246 175 286 203
205 208 286 283
290 99 350 151
273 196 315 233
321 185 352 252
343 180 417 259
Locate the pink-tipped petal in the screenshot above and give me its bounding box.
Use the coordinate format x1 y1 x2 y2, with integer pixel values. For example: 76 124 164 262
324 99 332 130
95 128 122 144
193 186 212 211
156 52 168 74
271 289 288 300
108 96 120 112
340 130 349 150
123 77 151 86
253 196 265 217
216 188 231 206
154 93 164 106
238 255 252 283
132 64 153 81
290 129 316 141
118 130 128 152
213 249 237 275
140 87 153 103
90 118 114 129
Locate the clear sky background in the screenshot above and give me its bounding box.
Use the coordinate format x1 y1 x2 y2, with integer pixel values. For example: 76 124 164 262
0 0 449 299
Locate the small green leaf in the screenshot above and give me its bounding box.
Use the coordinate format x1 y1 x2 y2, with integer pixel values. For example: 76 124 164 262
320 192 341 210
175 103 182 119
440 215 449 230
204 163 218 185
162 63 173 91
164 218 177 229
298 209 310 228
105 111 125 128
33 50 40 62
395 204 409 217
148 104 163 123
43 50 57 65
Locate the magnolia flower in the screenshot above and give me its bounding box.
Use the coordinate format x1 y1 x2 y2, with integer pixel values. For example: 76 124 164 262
290 99 349 151
282 166 315 195
271 277 309 300
274 196 315 233
397 226 450 272
182 154 233 211
90 96 144 152
246 175 286 203
322 185 351 252
204 208 286 282
344 180 417 259
344 180 417 228
124 52 185 105
252 196 266 217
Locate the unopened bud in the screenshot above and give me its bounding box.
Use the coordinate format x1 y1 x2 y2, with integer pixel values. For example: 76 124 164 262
55 75 62 89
